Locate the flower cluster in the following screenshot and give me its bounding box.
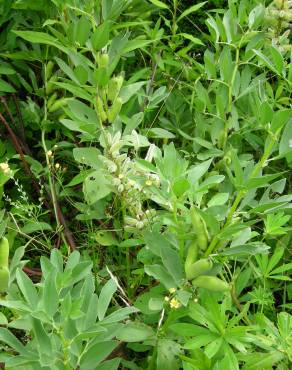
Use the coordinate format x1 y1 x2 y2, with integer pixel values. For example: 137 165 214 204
164 288 182 309
99 131 160 231
0 162 13 177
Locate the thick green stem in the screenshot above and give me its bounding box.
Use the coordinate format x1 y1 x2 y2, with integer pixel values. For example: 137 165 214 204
205 131 279 257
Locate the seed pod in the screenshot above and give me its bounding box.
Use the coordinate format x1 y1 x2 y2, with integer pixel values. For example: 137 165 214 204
96 96 107 123
108 97 122 123
48 98 69 113
0 237 9 268
0 267 9 293
192 275 230 292
46 60 54 80
186 258 213 280
98 53 109 69
107 76 124 103
190 207 208 251
185 242 198 272
47 92 58 109
46 75 58 95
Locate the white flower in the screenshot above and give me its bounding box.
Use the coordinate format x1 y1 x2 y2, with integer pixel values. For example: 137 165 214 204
0 163 12 176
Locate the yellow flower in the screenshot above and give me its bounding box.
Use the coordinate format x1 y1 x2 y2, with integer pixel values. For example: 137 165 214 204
47 150 53 157
55 163 60 170
164 296 170 302
170 298 181 309
145 180 152 186
169 287 176 294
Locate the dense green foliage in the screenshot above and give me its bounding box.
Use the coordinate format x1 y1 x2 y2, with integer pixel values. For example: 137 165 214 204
0 0 291 369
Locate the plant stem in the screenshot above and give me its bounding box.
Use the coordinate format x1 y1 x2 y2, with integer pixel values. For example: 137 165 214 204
204 131 279 257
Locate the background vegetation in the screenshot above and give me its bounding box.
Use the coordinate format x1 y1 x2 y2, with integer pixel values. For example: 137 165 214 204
0 0 291 369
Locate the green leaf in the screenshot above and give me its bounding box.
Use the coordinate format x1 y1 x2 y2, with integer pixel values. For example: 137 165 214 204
149 0 169 9
188 159 213 184
31 317 52 355
80 341 118 370
205 337 223 358
120 81 146 103
95 231 117 246
13 30 68 54
43 272 58 317
177 2 207 23
243 351 284 370
0 79 16 93
0 312 8 325
76 16 91 46
221 243 270 257
179 33 204 46
279 120 292 165
122 39 154 54
208 193 229 207
144 265 177 289
53 81 92 101
92 21 110 50
157 339 181 370
160 246 184 285
97 279 117 321
0 328 26 353
83 170 111 204
270 109 292 133
246 173 283 190
21 222 52 234
96 358 120 370
116 322 154 342
73 147 101 168
16 269 39 308
55 57 81 85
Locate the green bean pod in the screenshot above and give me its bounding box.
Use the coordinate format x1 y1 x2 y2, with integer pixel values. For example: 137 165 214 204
96 96 107 122
190 207 208 251
0 237 9 268
98 53 109 69
185 243 198 278
192 275 230 292
46 61 54 80
48 98 69 113
0 267 9 293
186 258 213 280
107 76 124 103
108 97 123 123
0 237 9 293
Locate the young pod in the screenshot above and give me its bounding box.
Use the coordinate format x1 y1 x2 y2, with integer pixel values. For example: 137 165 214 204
46 60 54 80
96 96 108 123
185 243 198 275
0 266 9 293
108 97 122 123
107 76 124 103
97 53 109 69
190 207 208 251
47 92 58 109
48 98 69 113
192 275 230 292
46 75 58 95
0 237 9 268
186 258 213 281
